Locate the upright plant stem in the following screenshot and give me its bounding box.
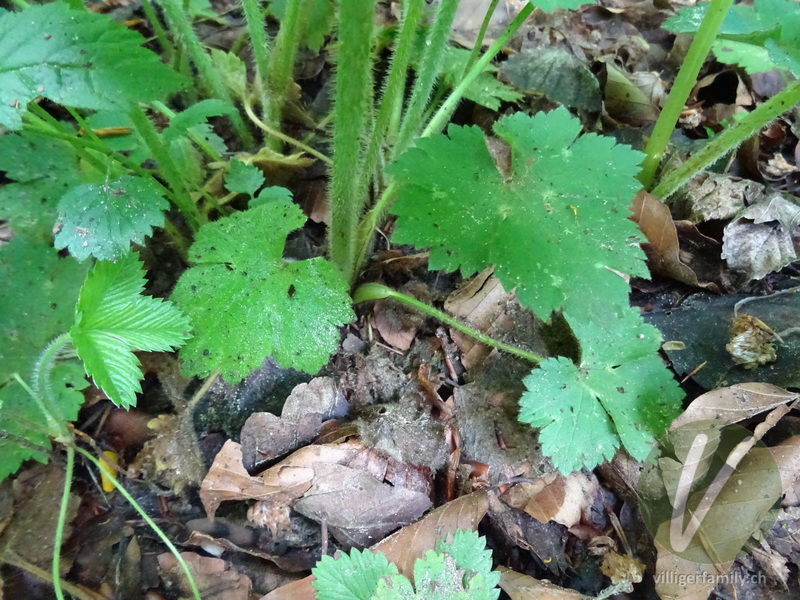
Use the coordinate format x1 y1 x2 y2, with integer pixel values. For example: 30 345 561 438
394 0 461 157
352 2 534 278
353 283 544 363
328 0 377 283
423 2 533 138
158 0 254 147
129 104 203 230
463 0 501 74
362 0 426 183
240 0 272 126
140 0 175 63
76 447 203 600
52 446 75 600
652 78 800 198
30 334 73 441
639 0 734 188
264 0 306 148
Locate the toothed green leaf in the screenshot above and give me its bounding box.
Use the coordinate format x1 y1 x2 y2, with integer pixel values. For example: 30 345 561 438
0 3 185 129
313 548 398 600
54 175 168 261
224 159 265 197
172 198 354 383
520 303 682 474
71 253 191 408
389 107 647 324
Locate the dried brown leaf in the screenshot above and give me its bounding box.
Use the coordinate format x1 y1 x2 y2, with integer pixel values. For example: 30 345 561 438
498 566 584 599
199 440 360 518
672 383 798 428
261 491 490 600
631 190 713 288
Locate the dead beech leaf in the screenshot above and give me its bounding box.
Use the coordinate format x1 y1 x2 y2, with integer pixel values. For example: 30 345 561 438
261 490 490 600
501 472 599 528
631 190 711 288
199 440 360 518
373 488 490 576
722 193 800 284
683 172 763 222
672 383 798 428
293 462 432 548
498 566 584 599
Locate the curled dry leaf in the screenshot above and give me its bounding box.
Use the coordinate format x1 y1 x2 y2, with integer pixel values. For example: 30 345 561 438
261 490 490 600
671 382 798 428
631 190 716 289
721 193 800 284
199 440 360 518
501 472 599 528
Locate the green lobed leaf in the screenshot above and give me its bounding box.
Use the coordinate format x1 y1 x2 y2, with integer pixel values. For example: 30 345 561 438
388 107 647 324
0 130 82 243
0 237 88 383
312 548 398 600
172 198 355 383
519 302 683 474
70 253 191 408
210 50 248 101
0 3 185 129
54 175 168 261
663 0 800 76
225 159 266 197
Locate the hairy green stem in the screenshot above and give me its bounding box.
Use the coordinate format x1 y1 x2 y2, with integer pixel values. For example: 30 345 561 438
352 3 534 276
423 2 533 138
158 0 254 147
394 0 461 156
30 334 73 442
652 78 800 198
52 446 75 600
639 0 734 188
463 0 501 75
63 0 86 10
363 0 426 182
76 447 202 600
329 0 377 282
129 104 203 230
353 283 544 363
8 0 31 9
140 0 175 63
240 0 272 126
263 0 306 147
